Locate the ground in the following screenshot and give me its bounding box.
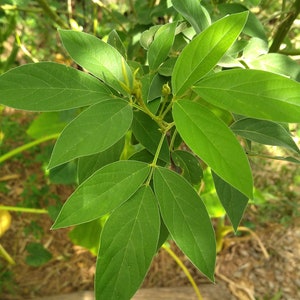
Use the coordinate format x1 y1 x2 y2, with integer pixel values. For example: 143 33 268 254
0 111 299 300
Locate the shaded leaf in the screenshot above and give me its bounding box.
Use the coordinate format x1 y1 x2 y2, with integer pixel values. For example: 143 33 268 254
194 69 300 123
77 138 125 184
107 30 127 58
231 118 300 153
173 100 253 198
218 3 266 40
148 22 177 71
172 0 211 33
49 99 132 168
171 150 203 185
95 186 160 300
153 167 216 281
49 161 78 185
132 111 170 163
129 149 165 166
0 62 112 111
212 172 249 231
52 161 150 229
249 53 300 81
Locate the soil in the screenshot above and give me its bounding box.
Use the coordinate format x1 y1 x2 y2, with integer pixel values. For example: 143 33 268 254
0 112 299 300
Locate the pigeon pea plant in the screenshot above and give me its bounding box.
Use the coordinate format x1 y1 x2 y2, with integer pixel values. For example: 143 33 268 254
1 1 300 299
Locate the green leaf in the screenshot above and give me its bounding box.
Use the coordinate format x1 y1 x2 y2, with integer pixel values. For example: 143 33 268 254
171 150 203 185
132 111 170 163
52 161 150 229
59 30 133 95
25 242 52 267
193 69 300 123
218 3 266 41
129 149 166 166
107 30 127 59
172 12 248 96
49 99 132 168
147 73 168 102
148 22 177 71
153 167 216 281
49 161 78 185
95 186 160 300
173 100 253 198
231 118 300 153
77 138 125 184
212 172 249 231
171 0 211 33
26 111 76 139
0 62 112 111
242 37 268 61
69 218 103 255
158 57 177 76
249 53 300 81
140 25 160 50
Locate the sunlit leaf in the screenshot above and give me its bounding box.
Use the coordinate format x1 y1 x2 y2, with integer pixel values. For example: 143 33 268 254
172 12 248 96
194 69 300 123
49 99 132 168
59 30 133 95
173 99 253 198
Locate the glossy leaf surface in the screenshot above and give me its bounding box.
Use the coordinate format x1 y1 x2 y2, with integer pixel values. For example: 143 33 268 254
0 62 112 111
173 100 253 198
172 12 248 96
154 167 216 281
49 99 132 168
52 161 150 229
95 186 160 300
194 69 300 123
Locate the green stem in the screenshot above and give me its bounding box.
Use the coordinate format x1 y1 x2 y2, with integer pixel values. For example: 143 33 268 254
35 0 69 29
0 206 48 214
0 244 15 265
162 244 203 300
145 132 167 185
169 129 178 152
246 151 298 161
0 133 59 164
279 48 300 55
269 0 300 53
